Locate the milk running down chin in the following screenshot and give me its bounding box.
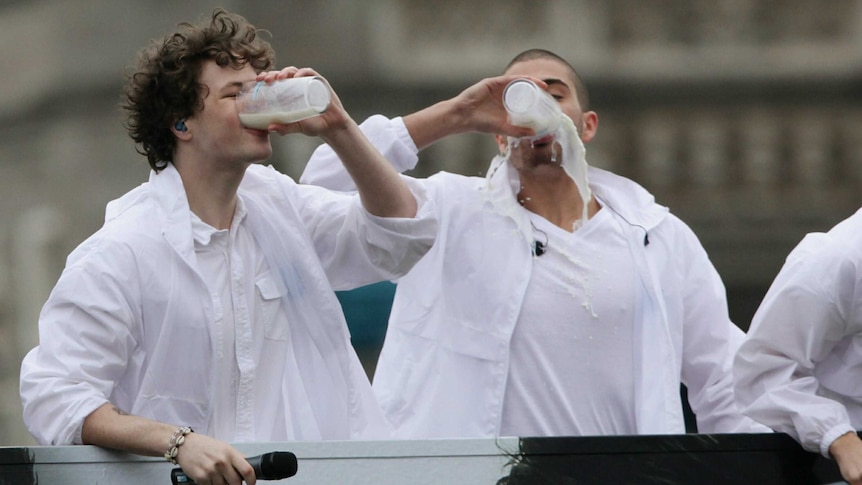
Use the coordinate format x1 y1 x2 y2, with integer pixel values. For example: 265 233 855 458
500 120 592 230
502 79 591 229
554 115 592 228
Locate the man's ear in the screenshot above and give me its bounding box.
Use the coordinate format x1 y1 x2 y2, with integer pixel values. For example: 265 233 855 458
172 120 191 140
581 111 598 143
494 133 508 154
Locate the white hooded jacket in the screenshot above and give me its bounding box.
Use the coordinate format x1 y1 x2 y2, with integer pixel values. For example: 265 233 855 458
301 115 768 438
734 208 862 457
20 162 436 445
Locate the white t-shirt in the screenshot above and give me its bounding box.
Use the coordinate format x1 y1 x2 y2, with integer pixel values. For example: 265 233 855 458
500 204 638 436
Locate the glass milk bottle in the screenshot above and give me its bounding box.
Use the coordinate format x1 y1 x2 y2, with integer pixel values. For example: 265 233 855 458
502 79 562 138
236 76 331 129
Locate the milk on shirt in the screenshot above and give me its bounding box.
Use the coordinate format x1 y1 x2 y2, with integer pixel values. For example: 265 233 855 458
499 205 638 436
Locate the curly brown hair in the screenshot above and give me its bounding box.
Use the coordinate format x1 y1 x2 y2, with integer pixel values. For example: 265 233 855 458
123 8 275 171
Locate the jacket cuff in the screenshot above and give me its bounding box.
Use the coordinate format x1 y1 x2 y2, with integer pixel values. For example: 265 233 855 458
822 423 856 458
389 116 420 172
361 176 433 227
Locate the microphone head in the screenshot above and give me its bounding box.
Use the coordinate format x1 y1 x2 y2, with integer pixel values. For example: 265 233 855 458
252 451 298 480
534 240 546 256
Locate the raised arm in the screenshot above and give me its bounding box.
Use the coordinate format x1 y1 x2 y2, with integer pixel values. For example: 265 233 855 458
299 73 542 190
259 67 416 218
401 73 539 149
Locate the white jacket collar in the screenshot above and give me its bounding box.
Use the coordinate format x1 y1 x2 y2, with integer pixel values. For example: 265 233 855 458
589 167 669 232
102 163 282 269
104 163 284 219
103 164 196 266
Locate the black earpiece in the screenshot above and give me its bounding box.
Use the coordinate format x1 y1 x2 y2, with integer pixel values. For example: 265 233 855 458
174 120 187 132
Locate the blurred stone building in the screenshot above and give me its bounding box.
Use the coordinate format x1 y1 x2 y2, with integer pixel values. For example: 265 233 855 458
1 0 861 445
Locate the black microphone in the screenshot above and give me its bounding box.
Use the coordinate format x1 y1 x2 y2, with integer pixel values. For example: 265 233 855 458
170 451 298 484
534 240 546 256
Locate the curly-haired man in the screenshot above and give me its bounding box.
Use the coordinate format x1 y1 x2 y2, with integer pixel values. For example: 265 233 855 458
20 9 436 484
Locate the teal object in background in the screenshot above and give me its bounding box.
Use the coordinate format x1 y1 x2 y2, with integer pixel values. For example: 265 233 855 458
336 281 396 349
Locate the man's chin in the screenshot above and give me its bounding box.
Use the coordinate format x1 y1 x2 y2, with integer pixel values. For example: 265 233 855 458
249 147 274 165
530 134 555 146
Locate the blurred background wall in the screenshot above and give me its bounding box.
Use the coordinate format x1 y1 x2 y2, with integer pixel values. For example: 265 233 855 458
2 0 861 445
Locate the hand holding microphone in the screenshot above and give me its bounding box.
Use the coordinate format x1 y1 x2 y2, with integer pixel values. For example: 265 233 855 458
170 451 298 484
